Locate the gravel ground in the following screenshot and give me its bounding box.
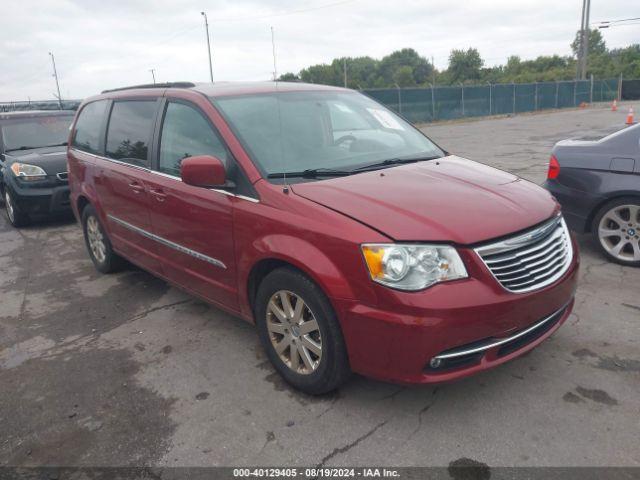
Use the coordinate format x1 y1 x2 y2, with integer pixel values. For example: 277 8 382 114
0 104 638 469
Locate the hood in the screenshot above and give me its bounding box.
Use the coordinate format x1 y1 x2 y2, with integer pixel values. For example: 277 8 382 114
291 155 558 245
3 146 68 175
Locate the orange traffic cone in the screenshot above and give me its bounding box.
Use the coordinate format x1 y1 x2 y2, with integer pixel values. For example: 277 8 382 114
626 107 635 125
611 99 618 111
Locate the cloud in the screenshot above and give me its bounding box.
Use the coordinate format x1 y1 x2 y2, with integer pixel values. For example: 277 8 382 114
1 0 636 101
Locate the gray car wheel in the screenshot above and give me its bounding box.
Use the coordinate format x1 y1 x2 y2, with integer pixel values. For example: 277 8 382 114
81 204 125 273
592 197 640 267
4 189 29 227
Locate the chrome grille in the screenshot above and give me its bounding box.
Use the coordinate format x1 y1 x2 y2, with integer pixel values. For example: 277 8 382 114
475 215 573 293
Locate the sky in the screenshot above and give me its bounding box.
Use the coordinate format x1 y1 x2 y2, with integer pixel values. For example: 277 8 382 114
1 0 637 101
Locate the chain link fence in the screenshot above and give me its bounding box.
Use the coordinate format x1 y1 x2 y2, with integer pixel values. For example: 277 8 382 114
364 78 621 124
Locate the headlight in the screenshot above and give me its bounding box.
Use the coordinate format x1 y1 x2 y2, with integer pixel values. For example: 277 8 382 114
362 244 468 291
10 163 47 181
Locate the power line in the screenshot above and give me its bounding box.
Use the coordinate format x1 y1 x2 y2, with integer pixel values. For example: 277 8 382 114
593 16 640 25
597 21 640 29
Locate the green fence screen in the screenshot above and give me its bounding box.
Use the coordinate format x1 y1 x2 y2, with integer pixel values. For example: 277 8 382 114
364 79 620 124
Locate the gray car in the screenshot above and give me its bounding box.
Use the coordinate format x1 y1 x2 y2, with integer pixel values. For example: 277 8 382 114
544 123 640 266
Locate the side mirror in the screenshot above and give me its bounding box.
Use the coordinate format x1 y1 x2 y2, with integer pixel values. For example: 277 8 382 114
181 155 226 188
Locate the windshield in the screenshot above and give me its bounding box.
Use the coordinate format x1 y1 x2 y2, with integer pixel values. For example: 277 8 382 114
212 91 444 181
1 115 72 151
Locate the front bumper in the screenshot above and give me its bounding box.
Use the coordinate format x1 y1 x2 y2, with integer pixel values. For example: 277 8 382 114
333 236 579 384
3 174 71 216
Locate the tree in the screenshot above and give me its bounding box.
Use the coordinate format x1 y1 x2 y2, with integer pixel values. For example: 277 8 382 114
286 39 639 89
378 48 433 86
393 66 416 87
278 72 299 81
448 48 484 83
338 56 378 89
299 64 340 85
571 28 607 57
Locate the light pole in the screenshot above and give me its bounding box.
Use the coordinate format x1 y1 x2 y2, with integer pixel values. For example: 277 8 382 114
149 69 156 84
201 12 213 82
271 26 277 81
48 52 63 109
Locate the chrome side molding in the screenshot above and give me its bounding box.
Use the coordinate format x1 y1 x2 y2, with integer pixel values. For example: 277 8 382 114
107 214 227 269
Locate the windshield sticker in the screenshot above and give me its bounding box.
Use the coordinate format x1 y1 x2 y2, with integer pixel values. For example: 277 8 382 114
366 108 403 130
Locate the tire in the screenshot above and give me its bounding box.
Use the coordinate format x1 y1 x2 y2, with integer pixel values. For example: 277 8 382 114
255 267 351 395
81 204 125 273
4 189 29 227
591 196 640 267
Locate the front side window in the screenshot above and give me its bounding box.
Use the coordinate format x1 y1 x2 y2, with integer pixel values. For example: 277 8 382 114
212 91 444 182
72 100 108 154
105 100 157 166
158 102 228 176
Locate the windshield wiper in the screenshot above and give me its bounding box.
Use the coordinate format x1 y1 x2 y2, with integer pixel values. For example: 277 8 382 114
352 154 441 172
6 141 68 152
267 168 352 179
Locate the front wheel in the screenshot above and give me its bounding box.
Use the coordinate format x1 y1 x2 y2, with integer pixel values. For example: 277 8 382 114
255 267 351 395
4 189 29 227
592 197 640 267
81 205 125 273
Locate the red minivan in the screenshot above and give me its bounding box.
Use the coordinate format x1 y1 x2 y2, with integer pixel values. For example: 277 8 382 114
67 82 579 394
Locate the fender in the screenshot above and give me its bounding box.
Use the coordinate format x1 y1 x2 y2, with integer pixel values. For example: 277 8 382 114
237 234 362 320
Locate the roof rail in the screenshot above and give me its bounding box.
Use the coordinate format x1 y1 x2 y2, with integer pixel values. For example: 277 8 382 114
101 82 196 94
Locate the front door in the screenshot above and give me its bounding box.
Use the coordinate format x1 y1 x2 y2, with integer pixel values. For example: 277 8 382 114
145 100 239 310
94 99 162 274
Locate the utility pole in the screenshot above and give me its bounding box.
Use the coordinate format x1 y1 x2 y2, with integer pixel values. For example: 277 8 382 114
577 0 590 80
343 58 347 87
48 52 63 109
577 0 586 79
271 26 278 81
201 12 213 82
149 69 156 84
581 0 591 80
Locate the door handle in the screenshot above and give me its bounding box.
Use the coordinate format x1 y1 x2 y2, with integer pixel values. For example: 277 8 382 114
149 188 167 202
128 182 145 194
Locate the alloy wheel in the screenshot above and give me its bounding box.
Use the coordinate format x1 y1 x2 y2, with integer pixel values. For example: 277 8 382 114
86 216 107 264
5 191 15 224
598 204 640 262
266 290 322 375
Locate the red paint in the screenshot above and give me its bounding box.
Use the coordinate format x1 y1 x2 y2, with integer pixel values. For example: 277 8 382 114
68 84 579 385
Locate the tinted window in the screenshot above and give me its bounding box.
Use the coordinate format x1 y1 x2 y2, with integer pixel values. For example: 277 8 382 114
2 115 72 151
72 101 108 154
158 102 228 176
106 101 157 166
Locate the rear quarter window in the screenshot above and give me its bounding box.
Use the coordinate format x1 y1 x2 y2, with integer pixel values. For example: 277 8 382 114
72 100 108 154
